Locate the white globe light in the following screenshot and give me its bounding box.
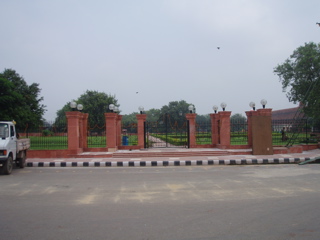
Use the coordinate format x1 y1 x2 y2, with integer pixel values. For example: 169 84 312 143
260 99 267 108
109 104 115 111
70 101 77 109
77 104 83 111
220 102 227 110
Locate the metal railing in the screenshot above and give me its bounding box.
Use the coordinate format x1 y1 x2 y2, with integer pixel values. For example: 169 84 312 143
121 122 138 146
272 118 320 145
17 120 68 150
87 123 106 148
196 121 211 145
230 119 248 145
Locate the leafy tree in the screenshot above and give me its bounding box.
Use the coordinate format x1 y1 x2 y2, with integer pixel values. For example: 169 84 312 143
274 42 320 120
0 69 45 129
146 108 161 122
122 112 138 125
159 100 195 129
230 113 247 132
55 90 119 127
196 114 210 123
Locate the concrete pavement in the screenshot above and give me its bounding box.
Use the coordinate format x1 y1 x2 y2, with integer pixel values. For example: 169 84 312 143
26 148 320 167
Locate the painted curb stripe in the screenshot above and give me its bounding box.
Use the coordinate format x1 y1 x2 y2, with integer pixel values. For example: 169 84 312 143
26 157 309 168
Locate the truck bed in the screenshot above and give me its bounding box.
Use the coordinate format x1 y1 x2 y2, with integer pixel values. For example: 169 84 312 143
17 138 31 152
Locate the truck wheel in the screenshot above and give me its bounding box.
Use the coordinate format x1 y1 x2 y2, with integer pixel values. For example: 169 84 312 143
3 156 13 175
18 151 26 168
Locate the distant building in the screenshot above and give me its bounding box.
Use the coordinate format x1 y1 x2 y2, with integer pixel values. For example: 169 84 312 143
271 104 305 132
272 104 305 120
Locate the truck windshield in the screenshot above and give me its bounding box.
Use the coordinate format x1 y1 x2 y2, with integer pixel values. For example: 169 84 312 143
0 123 9 139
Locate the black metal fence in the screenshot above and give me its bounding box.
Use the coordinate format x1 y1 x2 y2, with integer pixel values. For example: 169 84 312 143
196 121 211 145
87 123 106 148
272 118 320 145
121 122 138 146
230 118 248 145
17 120 68 150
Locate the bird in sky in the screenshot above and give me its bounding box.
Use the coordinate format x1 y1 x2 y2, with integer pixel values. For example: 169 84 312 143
316 22 320 27
217 47 220 50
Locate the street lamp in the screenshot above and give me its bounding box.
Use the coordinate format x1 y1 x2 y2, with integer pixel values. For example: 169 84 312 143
109 104 115 112
249 102 256 111
77 104 83 112
138 106 144 114
260 99 267 109
70 101 77 111
188 105 194 113
212 105 218 113
70 101 83 111
220 102 227 111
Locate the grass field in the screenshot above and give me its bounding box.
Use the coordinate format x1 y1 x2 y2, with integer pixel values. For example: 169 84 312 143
29 135 138 150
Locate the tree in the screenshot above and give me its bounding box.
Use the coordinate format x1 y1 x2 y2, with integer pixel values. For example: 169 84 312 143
230 113 247 132
274 42 320 120
159 100 194 129
0 69 45 129
55 90 119 127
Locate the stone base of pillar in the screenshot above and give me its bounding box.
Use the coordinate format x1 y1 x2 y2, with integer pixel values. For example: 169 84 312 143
107 147 118 152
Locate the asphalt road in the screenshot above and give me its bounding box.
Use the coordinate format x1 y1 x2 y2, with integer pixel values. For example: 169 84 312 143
1 165 320 240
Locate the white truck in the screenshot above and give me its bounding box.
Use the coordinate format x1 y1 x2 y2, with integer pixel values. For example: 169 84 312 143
0 121 30 175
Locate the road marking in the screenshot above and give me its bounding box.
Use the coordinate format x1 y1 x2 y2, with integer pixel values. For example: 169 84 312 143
77 194 98 205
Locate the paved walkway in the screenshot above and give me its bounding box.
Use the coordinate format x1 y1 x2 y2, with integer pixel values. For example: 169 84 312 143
26 148 320 167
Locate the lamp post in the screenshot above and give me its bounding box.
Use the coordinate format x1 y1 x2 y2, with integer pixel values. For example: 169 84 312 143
109 104 115 113
249 102 256 111
260 99 267 109
212 105 218 113
77 104 83 112
188 105 194 113
70 101 77 111
70 101 84 111
220 102 227 111
138 106 144 114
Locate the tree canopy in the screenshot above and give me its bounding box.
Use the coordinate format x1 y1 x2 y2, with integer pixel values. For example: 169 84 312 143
274 42 320 120
0 69 45 129
56 90 119 127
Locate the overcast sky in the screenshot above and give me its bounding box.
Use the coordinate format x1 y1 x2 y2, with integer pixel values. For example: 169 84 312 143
1 0 319 120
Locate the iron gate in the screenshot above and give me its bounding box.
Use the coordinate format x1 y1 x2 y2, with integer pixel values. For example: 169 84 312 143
145 113 189 148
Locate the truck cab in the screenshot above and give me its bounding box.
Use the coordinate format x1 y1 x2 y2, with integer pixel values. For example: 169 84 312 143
0 121 30 175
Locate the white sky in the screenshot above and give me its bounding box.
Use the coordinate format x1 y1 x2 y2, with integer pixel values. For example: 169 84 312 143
1 0 319 120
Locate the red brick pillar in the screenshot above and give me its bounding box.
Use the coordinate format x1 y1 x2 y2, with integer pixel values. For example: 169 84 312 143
186 113 197 148
66 111 82 154
217 111 231 149
136 114 147 149
81 113 89 149
210 113 219 146
105 113 118 152
116 115 123 146
245 110 258 147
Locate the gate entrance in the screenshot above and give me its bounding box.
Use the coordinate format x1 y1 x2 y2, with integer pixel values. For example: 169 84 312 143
145 114 189 148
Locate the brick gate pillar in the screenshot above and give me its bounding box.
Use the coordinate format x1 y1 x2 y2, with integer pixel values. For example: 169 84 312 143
66 111 82 154
186 113 197 148
136 114 147 149
116 115 123 147
81 113 89 149
105 113 118 152
210 113 219 146
245 110 258 148
217 111 231 149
